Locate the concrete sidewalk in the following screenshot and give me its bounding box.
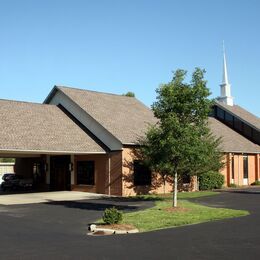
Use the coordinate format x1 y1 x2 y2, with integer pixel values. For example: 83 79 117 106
0 191 108 205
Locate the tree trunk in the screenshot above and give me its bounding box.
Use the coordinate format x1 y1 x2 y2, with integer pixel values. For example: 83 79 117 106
173 171 178 207
163 176 166 194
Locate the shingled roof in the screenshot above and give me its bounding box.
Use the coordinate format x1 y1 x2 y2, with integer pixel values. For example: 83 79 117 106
0 99 106 154
215 100 260 130
56 86 157 144
208 117 260 153
44 85 259 153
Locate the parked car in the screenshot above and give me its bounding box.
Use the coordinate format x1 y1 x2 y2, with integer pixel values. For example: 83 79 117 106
1 174 33 191
0 173 14 185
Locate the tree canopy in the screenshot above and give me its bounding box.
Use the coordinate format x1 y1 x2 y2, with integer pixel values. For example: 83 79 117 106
0 158 15 163
140 68 224 207
122 91 135 97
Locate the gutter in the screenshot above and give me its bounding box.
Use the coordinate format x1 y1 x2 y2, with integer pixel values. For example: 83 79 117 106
0 149 107 155
222 150 260 154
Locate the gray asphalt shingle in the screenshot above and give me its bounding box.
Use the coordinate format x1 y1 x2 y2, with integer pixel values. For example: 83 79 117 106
56 86 259 153
215 100 260 130
209 117 260 153
0 99 105 153
57 86 157 144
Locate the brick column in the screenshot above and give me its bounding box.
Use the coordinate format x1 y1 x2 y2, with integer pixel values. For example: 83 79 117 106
257 154 260 181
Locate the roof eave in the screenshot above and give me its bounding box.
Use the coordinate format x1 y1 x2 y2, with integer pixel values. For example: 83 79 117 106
214 101 260 131
43 85 59 104
222 150 260 154
0 149 107 155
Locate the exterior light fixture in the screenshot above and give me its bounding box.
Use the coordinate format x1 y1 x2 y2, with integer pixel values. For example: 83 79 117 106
44 163 48 172
69 163 74 172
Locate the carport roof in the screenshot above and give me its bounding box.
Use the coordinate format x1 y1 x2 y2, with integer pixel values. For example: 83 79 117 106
0 99 107 154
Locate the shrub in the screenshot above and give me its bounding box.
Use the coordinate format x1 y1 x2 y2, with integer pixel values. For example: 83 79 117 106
199 171 224 190
229 183 237 188
102 207 123 224
251 180 260 186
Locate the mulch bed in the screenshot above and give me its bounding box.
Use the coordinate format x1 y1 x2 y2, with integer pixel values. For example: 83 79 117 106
96 224 136 231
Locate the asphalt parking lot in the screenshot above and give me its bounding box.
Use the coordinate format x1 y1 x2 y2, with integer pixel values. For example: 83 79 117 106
0 188 259 260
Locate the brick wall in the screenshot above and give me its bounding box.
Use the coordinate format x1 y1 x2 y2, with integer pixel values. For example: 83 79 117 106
73 153 123 196
122 147 173 196
72 154 107 194
222 153 259 186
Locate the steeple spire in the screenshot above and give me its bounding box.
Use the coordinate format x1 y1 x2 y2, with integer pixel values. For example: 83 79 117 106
217 41 234 106
222 41 229 84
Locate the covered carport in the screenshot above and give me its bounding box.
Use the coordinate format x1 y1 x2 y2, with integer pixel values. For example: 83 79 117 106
0 151 72 192
0 99 106 193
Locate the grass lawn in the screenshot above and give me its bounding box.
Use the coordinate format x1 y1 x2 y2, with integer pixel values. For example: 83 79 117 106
121 191 249 232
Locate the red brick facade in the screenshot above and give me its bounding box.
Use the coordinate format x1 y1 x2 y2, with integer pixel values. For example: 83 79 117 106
221 153 259 186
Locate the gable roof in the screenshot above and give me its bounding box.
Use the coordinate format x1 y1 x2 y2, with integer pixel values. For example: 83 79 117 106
208 117 260 153
43 85 259 153
0 99 106 154
215 100 260 130
51 86 157 144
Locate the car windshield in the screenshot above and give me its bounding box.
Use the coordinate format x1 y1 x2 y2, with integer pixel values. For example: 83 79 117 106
3 174 16 180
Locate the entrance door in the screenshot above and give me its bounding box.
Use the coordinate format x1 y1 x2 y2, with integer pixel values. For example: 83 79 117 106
243 155 248 185
50 156 71 191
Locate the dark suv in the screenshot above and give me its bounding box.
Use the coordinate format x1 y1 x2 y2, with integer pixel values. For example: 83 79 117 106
1 174 33 191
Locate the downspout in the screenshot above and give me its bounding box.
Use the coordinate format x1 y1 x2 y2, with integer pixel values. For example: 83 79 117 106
238 155 240 186
257 154 260 181
108 154 111 196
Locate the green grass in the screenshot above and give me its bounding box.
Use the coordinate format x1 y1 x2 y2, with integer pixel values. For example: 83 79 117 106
133 191 217 201
121 192 249 232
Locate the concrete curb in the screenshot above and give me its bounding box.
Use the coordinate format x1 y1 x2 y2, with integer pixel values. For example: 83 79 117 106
88 224 139 235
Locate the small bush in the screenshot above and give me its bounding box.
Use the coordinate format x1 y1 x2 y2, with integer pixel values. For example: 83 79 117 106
199 171 224 190
102 207 123 224
229 183 237 188
251 180 260 186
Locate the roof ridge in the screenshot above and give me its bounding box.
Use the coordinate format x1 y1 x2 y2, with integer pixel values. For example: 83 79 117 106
57 85 154 112
214 100 260 130
234 104 260 119
56 85 137 99
0 98 56 106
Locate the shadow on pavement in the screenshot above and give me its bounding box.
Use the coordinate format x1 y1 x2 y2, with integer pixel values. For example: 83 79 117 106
44 200 141 212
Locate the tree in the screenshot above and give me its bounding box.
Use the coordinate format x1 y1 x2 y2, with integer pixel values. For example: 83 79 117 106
0 158 15 163
123 91 135 97
140 68 223 207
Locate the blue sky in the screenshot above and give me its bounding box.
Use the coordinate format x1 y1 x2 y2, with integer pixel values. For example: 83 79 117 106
0 0 259 115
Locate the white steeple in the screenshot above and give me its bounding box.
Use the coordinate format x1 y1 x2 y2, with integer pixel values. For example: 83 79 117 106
217 42 234 106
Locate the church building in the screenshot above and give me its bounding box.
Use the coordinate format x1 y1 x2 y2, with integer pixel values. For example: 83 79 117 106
0 50 259 195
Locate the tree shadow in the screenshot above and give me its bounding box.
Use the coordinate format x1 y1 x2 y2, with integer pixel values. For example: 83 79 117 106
122 148 173 195
44 199 139 212
104 195 164 202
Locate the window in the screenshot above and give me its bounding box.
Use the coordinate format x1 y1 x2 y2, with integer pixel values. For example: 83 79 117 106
225 112 233 127
243 124 252 139
216 107 225 120
252 129 260 145
133 160 152 186
77 161 95 185
234 117 243 132
182 173 191 184
243 155 248 179
33 163 44 183
231 156 234 180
